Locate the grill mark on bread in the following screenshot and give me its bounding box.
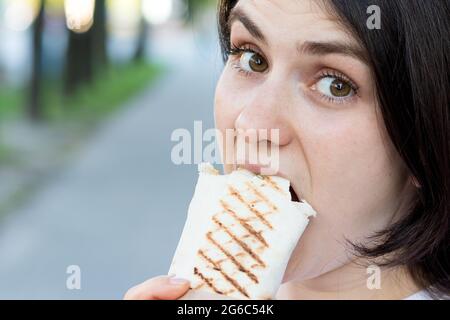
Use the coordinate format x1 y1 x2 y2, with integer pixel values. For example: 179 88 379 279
205 231 260 284
192 283 204 290
212 215 266 269
191 175 287 300
198 249 250 298
193 267 225 295
192 281 235 295
192 282 234 295
220 199 268 248
245 181 278 211
262 176 287 195
228 186 273 230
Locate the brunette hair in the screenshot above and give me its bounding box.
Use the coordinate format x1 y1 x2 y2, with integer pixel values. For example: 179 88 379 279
217 0 450 298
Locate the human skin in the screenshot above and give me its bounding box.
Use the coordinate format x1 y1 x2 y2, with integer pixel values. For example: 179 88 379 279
125 0 420 300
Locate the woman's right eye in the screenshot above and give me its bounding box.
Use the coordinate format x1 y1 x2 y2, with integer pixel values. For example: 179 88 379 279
229 47 268 74
239 51 268 73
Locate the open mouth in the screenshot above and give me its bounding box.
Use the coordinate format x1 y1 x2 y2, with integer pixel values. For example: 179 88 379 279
289 186 302 203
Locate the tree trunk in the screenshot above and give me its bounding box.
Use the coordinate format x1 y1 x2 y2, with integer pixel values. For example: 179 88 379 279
133 1 149 62
133 17 148 62
91 0 108 72
29 0 45 121
63 29 93 97
63 0 108 97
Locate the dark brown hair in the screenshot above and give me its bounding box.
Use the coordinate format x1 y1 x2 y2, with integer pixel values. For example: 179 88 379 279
217 0 450 298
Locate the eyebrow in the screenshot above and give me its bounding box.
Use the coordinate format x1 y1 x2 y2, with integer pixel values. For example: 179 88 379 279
227 7 369 65
228 7 267 44
298 41 369 64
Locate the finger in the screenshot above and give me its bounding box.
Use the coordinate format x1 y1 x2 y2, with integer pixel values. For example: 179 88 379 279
124 275 190 300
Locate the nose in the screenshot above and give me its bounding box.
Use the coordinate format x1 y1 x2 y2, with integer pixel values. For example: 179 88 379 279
234 78 294 146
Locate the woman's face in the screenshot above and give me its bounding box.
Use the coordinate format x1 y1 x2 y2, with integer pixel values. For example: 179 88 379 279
214 0 413 281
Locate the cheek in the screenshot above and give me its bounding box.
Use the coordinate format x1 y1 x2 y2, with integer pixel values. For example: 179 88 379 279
213 80 228 133
214 69 243 172
299 105 398 202
311 117 402 204
307 109 408 243
214 67 242 130
286 110 408 279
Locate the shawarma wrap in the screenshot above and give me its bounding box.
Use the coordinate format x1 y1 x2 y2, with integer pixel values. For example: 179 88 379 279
168 163 316 300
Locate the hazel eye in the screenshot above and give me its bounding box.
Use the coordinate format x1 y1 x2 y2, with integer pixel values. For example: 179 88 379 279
316 77 354 98
240 51 268 73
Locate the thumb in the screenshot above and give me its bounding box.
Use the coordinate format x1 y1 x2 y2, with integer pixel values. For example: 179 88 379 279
124 275 190 300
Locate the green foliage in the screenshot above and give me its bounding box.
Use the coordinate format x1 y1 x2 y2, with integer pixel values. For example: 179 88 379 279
0 87 22 120
184 0 217 23
0 61 162 123
0 143 16 165
45 61 164 123
0 61 163 166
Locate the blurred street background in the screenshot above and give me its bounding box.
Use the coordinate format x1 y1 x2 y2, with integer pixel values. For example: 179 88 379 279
0 0 222 298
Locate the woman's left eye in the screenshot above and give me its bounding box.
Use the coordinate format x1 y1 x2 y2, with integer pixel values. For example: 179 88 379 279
315 76 357 100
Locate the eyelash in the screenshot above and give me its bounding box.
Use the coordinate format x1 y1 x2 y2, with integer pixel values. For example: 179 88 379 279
227 42 360 104
228 42 257 57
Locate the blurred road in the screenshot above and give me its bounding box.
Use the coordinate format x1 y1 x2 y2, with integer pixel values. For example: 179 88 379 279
0 19 223 299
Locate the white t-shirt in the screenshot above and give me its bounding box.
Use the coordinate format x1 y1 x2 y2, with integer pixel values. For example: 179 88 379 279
404 290 433 300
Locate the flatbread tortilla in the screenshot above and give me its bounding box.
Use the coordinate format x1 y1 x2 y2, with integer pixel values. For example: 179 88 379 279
168 163 316 299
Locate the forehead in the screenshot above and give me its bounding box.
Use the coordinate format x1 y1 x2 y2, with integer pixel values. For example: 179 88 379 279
232 0 355 45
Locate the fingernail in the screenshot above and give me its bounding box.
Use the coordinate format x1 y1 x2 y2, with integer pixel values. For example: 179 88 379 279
169 277 190 285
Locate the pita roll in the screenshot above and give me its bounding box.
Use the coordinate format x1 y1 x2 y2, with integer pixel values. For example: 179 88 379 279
168 163 316 300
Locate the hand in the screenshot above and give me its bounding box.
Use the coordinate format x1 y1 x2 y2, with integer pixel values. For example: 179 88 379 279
124 275 190 300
